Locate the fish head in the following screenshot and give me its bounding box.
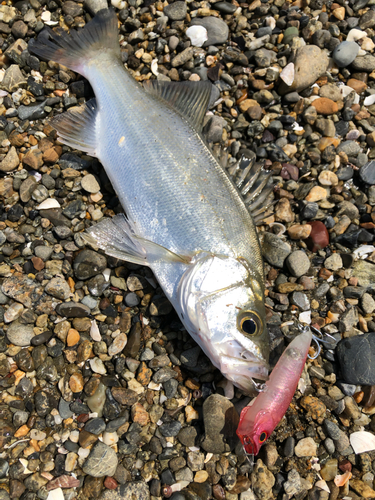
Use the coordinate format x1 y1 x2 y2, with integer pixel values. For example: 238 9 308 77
237 408 274 456
177 253 270 394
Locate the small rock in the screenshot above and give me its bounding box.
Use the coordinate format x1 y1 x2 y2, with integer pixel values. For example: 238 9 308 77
82 441 118 478
286 250 311 278
164 1 187 20
201 394 238 453
0 146 19 172
81 174 100 194
261 233 291 268
333 41 360 67
294 437 317 457
337 333 375 385
190 17 229 46
306 221 329 252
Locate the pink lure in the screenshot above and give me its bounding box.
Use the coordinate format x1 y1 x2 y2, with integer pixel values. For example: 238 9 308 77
236 326 312 455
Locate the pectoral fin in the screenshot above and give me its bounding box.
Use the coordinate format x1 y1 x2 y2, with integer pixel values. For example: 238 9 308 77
51 98 98 157
84 214 189 266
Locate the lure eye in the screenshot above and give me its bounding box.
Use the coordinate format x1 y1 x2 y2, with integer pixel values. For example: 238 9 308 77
259 431 267 443
238 312 262 337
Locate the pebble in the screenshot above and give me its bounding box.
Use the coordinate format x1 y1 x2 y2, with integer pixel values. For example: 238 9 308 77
337 333 375 385
261 233 291 268
201 394 236 453
360 161 375 185
294 437 317 457
333 41 360 67
190 17 229 46
286 250 310 278
82 441 118 478
279 45 329 94
164 1 187 21
0 147 19 172
81 174 100 193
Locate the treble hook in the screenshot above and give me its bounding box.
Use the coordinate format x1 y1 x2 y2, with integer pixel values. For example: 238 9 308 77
297 323 337 360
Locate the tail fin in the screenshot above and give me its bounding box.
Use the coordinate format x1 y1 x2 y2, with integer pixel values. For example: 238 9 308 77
28 9 120 75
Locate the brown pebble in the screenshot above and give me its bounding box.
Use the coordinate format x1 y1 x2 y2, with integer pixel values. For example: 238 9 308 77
22 149 44 170
67 328 80 347
311 97 339 115
347 78 367 93
131 403 150 426
104 477 118 490
69 372 84 393
306 221 329 252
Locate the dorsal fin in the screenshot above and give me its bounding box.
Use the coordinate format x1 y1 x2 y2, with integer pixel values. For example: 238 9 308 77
227 155 275 225
143 80 212 132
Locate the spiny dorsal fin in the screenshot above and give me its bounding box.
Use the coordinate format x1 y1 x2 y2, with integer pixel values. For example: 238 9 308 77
51 98 98 157
227 154 275 225
143 80 212 132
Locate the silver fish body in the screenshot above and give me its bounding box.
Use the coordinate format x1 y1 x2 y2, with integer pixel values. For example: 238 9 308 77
30 9 270 393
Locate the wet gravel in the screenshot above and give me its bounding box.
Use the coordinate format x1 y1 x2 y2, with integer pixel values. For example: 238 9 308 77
2 0 375 499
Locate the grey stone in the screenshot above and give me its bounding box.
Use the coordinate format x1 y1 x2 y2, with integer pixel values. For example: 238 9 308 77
360 161 375 185
74 249 107 280
262 232 291 268
337 333 375 385
6 321 34 347
332 41 359 68
99 482 150 500
190 17 229 46
286 250 310 277
2 65 26 92
336 141 361 157
352 260 375 286
164 1 187 21
45 277 71 300
83 441 118 477
201 394 238 453
351 54 375 72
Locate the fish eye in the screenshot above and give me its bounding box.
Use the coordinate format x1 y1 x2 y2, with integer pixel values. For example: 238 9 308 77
238 312 262 337
259 431 267 443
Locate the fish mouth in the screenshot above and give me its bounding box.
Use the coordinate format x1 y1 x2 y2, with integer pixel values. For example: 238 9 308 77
219 355 269 395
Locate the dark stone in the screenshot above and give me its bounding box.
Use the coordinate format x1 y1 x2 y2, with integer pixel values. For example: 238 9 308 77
359 161 375 185
55 302 91 318
336 332 375 385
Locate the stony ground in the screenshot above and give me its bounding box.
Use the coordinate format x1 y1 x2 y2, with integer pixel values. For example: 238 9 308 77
2 0 375 499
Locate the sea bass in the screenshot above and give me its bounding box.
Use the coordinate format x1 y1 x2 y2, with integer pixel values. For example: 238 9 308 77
237 326 312 454
30 9 271 393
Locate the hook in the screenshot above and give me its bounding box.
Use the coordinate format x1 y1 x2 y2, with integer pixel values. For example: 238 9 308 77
298 323 337 360
252 379 267 393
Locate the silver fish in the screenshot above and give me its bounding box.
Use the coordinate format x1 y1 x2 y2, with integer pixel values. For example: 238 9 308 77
30 9 272 393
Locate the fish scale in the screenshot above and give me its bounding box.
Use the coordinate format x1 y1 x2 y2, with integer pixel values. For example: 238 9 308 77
29 8 270 394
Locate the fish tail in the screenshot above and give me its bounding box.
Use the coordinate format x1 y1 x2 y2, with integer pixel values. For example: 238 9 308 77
28 9 120 75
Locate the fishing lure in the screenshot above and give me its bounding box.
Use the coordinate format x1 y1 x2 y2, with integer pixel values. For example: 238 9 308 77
236 325 313 456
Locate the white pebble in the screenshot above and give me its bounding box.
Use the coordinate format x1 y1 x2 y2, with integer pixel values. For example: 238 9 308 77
69 430 79 443
364 94 375 106
30 430 46 441
36 199 61 210
299 311 311 324
151 59 159 76
90 320 102 342
346 28 366 42
280 63 294 86
186 26 208 47
102 432 119 446
111 0 126 8
78 447 90 459
47 488 64 500
90 357 107 374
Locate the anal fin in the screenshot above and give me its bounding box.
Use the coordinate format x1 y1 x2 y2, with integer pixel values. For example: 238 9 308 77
51 98 98 157
83 214 190 266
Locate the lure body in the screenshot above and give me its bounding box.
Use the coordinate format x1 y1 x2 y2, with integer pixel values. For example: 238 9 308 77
237 327 312 455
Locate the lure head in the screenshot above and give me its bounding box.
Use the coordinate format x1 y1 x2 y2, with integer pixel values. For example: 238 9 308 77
177 253 269 394
237 407 274 456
